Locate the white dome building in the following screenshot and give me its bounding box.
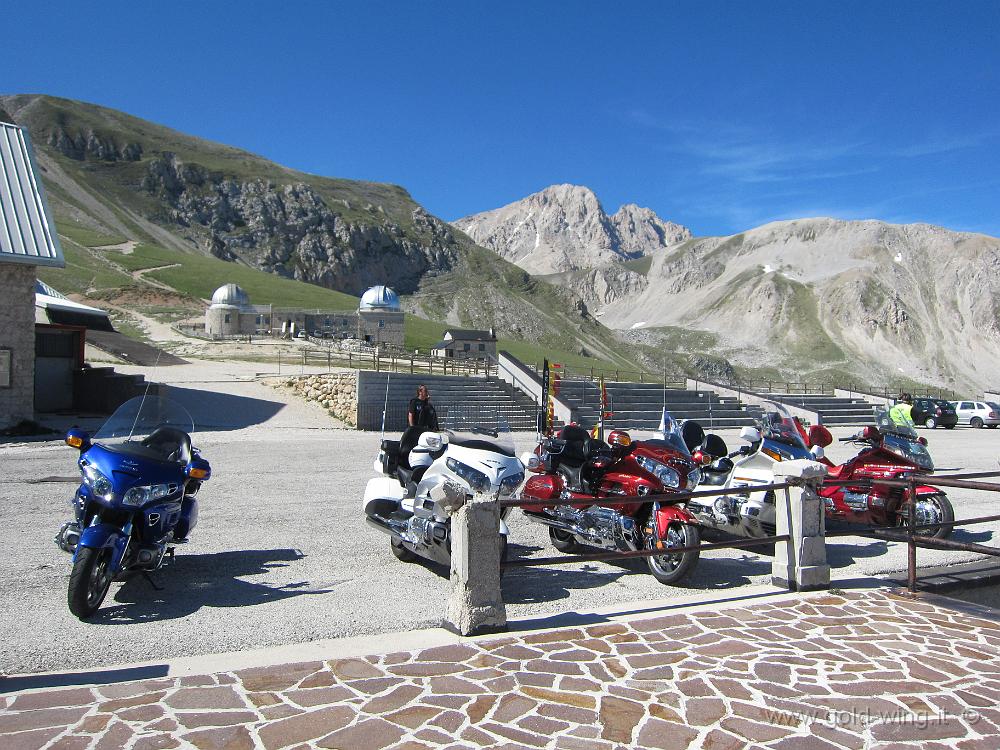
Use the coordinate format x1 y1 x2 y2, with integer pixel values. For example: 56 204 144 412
357 285 404 347
206 283 251 336
211 283 250 309
359 285 401 312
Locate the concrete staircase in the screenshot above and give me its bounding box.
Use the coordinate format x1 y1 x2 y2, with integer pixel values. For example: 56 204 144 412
768 393 877 426
555 379 763 431
356 372 540 431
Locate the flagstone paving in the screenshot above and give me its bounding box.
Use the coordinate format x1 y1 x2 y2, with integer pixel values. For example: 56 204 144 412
2 589 1000 749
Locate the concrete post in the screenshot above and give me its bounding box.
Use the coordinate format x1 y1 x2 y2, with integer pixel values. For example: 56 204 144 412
435 483 507 636
772 459 830 592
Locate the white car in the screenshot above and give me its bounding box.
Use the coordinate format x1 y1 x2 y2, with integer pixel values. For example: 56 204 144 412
950 400 1000 428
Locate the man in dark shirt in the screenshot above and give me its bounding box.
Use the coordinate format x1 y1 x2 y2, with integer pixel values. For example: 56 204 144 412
408 384 439 430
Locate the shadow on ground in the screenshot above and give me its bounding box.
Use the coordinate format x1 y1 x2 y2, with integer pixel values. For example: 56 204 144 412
84 549 336 625
161 385 285 431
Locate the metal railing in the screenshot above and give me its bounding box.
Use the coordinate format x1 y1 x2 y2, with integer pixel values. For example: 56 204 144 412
499 472 1000 592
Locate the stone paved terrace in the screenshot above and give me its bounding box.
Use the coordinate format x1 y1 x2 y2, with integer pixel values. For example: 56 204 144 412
2 589 1000 749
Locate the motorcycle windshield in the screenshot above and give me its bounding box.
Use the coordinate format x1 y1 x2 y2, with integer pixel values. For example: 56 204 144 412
883 432 934 471
93 395 195 448
650 410 692 456
442 415 516 458
874 407 919 439
758 401 810 453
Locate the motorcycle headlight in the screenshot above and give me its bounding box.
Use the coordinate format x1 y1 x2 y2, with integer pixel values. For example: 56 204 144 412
499 471 525 496
687 468 702 488
122 483 176 507
446 458 491 494
82 465 113 500
635 456 680 489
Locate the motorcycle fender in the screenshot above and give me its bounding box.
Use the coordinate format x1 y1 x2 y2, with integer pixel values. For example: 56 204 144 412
75 523 129 572
914 485 943 497
364 476 407 510
655 505 695 537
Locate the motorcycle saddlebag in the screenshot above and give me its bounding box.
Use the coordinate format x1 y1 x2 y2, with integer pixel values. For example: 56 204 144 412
381 440 400 475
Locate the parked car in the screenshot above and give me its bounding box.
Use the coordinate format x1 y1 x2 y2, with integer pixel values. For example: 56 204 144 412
950 400 1000 429
911 398 958 429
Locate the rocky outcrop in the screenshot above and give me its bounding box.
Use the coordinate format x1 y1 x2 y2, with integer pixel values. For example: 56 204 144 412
47 126 142 162
453 184 690 274
141 154 460 295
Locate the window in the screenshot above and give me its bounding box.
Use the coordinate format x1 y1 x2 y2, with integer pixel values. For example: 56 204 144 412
463 343 470 351
961 402 974 410
224 314 230 323
0 349 10 388
479 343 485 351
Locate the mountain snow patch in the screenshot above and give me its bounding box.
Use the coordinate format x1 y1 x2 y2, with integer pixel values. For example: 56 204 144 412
630 321 646 329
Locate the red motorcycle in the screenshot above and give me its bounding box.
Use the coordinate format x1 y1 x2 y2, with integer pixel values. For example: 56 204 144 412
799 411 954 538
519 415 703 585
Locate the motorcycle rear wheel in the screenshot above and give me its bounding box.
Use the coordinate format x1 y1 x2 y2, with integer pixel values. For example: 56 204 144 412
897 493 954 539
549 527 581 553
646 523 700 585
68 547 114 619
390 537 418 562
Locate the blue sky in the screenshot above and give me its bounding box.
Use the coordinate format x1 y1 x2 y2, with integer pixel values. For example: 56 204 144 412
6 1 999 237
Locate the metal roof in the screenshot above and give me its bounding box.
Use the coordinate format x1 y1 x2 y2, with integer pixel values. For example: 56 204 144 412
0 122 64 267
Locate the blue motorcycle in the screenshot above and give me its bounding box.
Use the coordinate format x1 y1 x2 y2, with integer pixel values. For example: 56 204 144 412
55 395 211 619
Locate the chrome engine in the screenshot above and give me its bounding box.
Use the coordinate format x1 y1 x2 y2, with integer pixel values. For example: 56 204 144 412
687 490 775 537
539 506 642 551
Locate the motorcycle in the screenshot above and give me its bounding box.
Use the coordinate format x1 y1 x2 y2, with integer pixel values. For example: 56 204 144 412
518 413 703 585
800 408 954 538
55 395 211 619
363 420 524 566
689 402 816 540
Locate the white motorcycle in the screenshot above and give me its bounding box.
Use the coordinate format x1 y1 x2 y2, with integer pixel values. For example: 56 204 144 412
687 402 819 539
363 421 524 566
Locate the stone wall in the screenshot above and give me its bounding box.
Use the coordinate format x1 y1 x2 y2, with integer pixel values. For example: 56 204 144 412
0 265 37 428
275 373 357 426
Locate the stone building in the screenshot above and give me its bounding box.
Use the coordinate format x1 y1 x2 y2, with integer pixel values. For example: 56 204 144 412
205 283 404 347
0 121 66 428
431 329 498 360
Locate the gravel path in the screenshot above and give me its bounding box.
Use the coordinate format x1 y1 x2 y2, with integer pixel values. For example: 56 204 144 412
2 367 998 675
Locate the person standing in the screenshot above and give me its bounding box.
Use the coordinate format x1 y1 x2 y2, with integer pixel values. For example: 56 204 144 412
888 393 915 427
408 384 439 430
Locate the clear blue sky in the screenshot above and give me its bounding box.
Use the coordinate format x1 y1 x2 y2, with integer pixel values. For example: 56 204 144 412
6 1 1000 237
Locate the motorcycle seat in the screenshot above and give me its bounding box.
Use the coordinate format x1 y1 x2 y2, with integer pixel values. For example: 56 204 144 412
141 427 192 464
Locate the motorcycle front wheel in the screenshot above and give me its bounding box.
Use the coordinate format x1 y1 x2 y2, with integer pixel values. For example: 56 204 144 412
646 523 700 585
68 547 114 619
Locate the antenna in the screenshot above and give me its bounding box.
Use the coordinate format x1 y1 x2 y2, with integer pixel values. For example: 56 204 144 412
379 372 390 443
127 347 164 440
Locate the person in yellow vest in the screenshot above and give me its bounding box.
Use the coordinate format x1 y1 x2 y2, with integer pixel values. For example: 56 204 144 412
888 393 915 427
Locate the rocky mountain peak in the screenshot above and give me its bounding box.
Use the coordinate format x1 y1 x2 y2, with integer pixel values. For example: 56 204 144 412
452 184 690 275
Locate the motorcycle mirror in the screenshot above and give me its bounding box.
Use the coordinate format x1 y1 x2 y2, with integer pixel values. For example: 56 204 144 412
703 433 729 458
808 425 834 448
65 428 90 451
740 426 761 443
521 452 542 471
185 457 211 481
918 437 928 446
861 425 880 441
811 446 825 460
681 420 705 452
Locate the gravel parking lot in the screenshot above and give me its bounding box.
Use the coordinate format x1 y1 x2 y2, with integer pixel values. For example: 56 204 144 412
2 364 998 676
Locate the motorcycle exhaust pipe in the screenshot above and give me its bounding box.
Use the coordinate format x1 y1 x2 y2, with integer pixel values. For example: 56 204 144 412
54 522 81 553
522 510 582 536
364 513 408 538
